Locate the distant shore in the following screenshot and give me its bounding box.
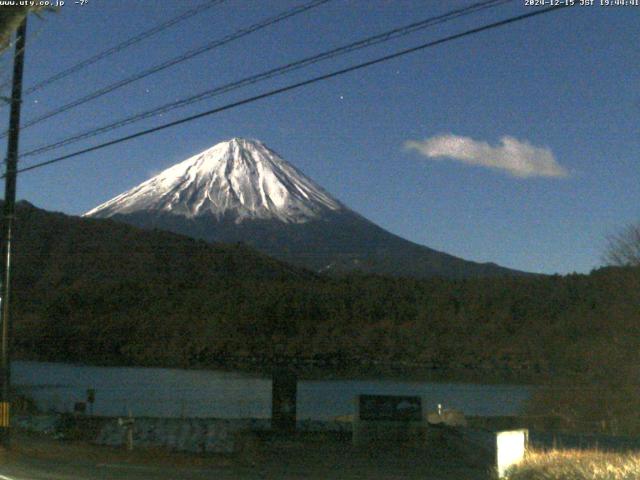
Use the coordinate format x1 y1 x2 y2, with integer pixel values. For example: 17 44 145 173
13 353 546 384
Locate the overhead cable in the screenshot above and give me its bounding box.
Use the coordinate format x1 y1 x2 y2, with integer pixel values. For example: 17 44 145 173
9 4 572 177
4 0 331 136
21 0 510 159
21 0 225 98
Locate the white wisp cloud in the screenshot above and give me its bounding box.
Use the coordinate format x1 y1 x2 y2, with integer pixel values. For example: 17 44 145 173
404 134 568 178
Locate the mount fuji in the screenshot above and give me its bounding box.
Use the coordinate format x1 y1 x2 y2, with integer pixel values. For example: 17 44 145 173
86 138 522 278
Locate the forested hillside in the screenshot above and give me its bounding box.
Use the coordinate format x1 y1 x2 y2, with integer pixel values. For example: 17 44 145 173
6 202 640 380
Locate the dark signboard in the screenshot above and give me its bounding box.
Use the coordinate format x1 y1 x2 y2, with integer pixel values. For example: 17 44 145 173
358 394 422 422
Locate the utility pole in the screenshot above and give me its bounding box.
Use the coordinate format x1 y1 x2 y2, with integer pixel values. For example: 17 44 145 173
0 17 27 448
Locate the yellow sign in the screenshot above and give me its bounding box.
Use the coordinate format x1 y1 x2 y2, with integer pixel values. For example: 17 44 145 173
0 402 9 427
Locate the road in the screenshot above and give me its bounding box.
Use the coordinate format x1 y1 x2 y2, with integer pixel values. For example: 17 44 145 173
0 432 493 479
0 457 244 480
0 452 491 480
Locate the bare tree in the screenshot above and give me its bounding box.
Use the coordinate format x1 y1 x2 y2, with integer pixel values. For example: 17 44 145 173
0 6 52 55
604 223 640 267
0 7 30 54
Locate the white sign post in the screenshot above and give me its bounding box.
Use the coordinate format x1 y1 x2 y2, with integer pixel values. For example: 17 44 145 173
496 429 528 478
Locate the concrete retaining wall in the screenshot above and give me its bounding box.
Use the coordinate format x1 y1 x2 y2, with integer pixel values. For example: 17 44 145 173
13 414 351 454
13 414 59 434
96 417 352 453
96 417 270 453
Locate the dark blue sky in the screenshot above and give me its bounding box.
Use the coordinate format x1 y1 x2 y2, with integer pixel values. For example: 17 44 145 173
2 0 639 274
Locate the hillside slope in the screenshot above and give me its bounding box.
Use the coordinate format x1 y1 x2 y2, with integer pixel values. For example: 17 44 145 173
87 138 525 279
5 202 639 380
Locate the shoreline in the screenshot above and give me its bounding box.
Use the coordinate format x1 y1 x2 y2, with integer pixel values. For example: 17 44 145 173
13 356 546 385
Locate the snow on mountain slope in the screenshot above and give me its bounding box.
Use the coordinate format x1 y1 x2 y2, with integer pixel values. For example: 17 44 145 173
84 138 527 278
85 138 342 223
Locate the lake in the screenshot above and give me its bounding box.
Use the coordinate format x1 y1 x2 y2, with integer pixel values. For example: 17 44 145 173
13 360 532 420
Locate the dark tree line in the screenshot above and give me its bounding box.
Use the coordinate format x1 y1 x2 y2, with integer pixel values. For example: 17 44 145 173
6 203 640 397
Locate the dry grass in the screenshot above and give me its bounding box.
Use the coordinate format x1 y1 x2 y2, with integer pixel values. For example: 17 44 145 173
505 448 640 480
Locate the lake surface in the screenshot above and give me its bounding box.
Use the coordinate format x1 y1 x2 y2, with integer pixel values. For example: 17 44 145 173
13 361 532 420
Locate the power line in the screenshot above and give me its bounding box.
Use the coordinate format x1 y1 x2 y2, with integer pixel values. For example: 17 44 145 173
20 0 510 160
19 0 224 98
3 0 331 137
9 4 572 178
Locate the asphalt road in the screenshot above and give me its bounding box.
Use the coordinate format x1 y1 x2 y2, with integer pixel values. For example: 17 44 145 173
0 458 246 480
0 452 492 480
0 432 493 479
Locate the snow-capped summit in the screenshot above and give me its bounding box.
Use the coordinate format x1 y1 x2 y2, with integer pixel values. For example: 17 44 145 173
85 138 342 223
85 138 524 279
